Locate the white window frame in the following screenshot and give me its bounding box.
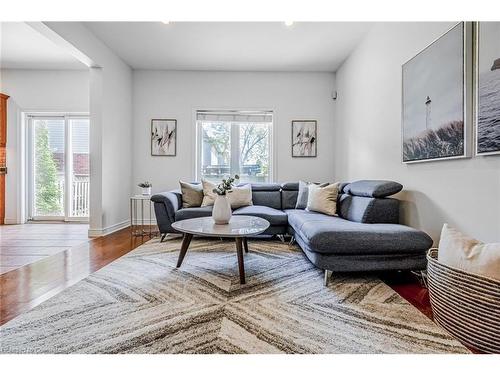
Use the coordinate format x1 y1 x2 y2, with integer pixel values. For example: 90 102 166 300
195 110 274 183
26 113 90 222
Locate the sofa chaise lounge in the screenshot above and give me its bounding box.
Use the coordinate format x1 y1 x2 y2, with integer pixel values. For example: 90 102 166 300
151 180 433 285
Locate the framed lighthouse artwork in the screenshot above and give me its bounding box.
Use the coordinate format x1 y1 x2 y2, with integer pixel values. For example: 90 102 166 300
402 22 472 163
475 22 500 156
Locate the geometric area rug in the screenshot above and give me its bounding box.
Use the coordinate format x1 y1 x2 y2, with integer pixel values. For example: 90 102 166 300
0 237 469 354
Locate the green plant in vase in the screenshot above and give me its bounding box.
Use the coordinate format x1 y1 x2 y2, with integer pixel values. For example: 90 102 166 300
212 175 239 224
212 174 239 195
138 181 152 195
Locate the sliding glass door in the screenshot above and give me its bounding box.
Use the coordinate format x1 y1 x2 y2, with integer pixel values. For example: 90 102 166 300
31 117 65 219
28 115 89 221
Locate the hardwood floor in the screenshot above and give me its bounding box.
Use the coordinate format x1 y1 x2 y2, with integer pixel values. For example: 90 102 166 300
0 225 152 325
0 223 89 274
380 271 432 320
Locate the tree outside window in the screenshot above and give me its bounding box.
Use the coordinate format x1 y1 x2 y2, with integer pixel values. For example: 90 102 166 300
34 122 62 216
199 116 271 183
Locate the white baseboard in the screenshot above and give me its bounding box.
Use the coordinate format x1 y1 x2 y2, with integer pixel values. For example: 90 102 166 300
88 220 130 238
4 218 21 225
130 219 157 226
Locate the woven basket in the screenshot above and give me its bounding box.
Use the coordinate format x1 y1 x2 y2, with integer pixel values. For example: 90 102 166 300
427 248 500 353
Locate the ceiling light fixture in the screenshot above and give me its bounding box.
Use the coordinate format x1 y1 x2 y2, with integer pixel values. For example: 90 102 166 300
284 21 294 27
162 21 170 25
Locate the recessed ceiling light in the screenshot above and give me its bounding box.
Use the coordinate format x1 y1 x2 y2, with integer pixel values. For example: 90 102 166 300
284 21 294 27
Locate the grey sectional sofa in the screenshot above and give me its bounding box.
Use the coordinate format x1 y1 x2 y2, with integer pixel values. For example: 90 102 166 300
151 180 433 285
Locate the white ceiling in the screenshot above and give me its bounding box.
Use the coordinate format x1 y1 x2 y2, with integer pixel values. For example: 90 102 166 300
84 22 372 72
0 22 85 70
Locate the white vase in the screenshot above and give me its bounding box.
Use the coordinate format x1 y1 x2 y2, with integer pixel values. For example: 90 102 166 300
212 194 232 224
141 187 151 195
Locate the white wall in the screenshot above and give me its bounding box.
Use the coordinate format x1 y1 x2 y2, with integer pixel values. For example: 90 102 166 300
43 22 133 236
335 22 500 243
133 71 336 194
0 69 89 224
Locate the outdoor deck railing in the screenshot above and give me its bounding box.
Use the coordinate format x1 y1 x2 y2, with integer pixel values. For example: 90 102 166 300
72 176 89 217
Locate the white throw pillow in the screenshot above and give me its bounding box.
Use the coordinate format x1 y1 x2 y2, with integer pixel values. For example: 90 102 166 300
228 184 253 209
179 181 203 208
201 180 253 209
306 182 340 216
438 223 500 281
201 179 217 207
296 180 329 209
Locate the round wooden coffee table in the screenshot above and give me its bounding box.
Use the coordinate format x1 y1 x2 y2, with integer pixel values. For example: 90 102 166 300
171 215 270 284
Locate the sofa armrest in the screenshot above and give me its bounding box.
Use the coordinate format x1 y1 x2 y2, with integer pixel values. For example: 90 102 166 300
151 190 182 232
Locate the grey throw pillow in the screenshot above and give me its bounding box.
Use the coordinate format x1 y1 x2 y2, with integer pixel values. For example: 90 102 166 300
295 181 309 209
295 180 328 209
179 181 204 208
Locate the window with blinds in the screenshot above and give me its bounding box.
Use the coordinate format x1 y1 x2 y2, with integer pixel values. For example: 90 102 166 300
196 110 273 183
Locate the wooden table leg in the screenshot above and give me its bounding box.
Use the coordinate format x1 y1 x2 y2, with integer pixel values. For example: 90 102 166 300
235 237 246 284
243 237 249 253
176 233 193 268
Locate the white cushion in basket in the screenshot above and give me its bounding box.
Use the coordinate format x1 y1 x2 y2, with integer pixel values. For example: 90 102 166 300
438 223 500 281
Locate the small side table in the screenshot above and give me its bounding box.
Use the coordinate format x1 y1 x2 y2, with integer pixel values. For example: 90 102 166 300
130 195 158 237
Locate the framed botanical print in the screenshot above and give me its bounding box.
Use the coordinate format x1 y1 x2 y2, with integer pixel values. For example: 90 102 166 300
402 22 472 163
151 119 176 156
292 120 317 157
475 22 500 156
